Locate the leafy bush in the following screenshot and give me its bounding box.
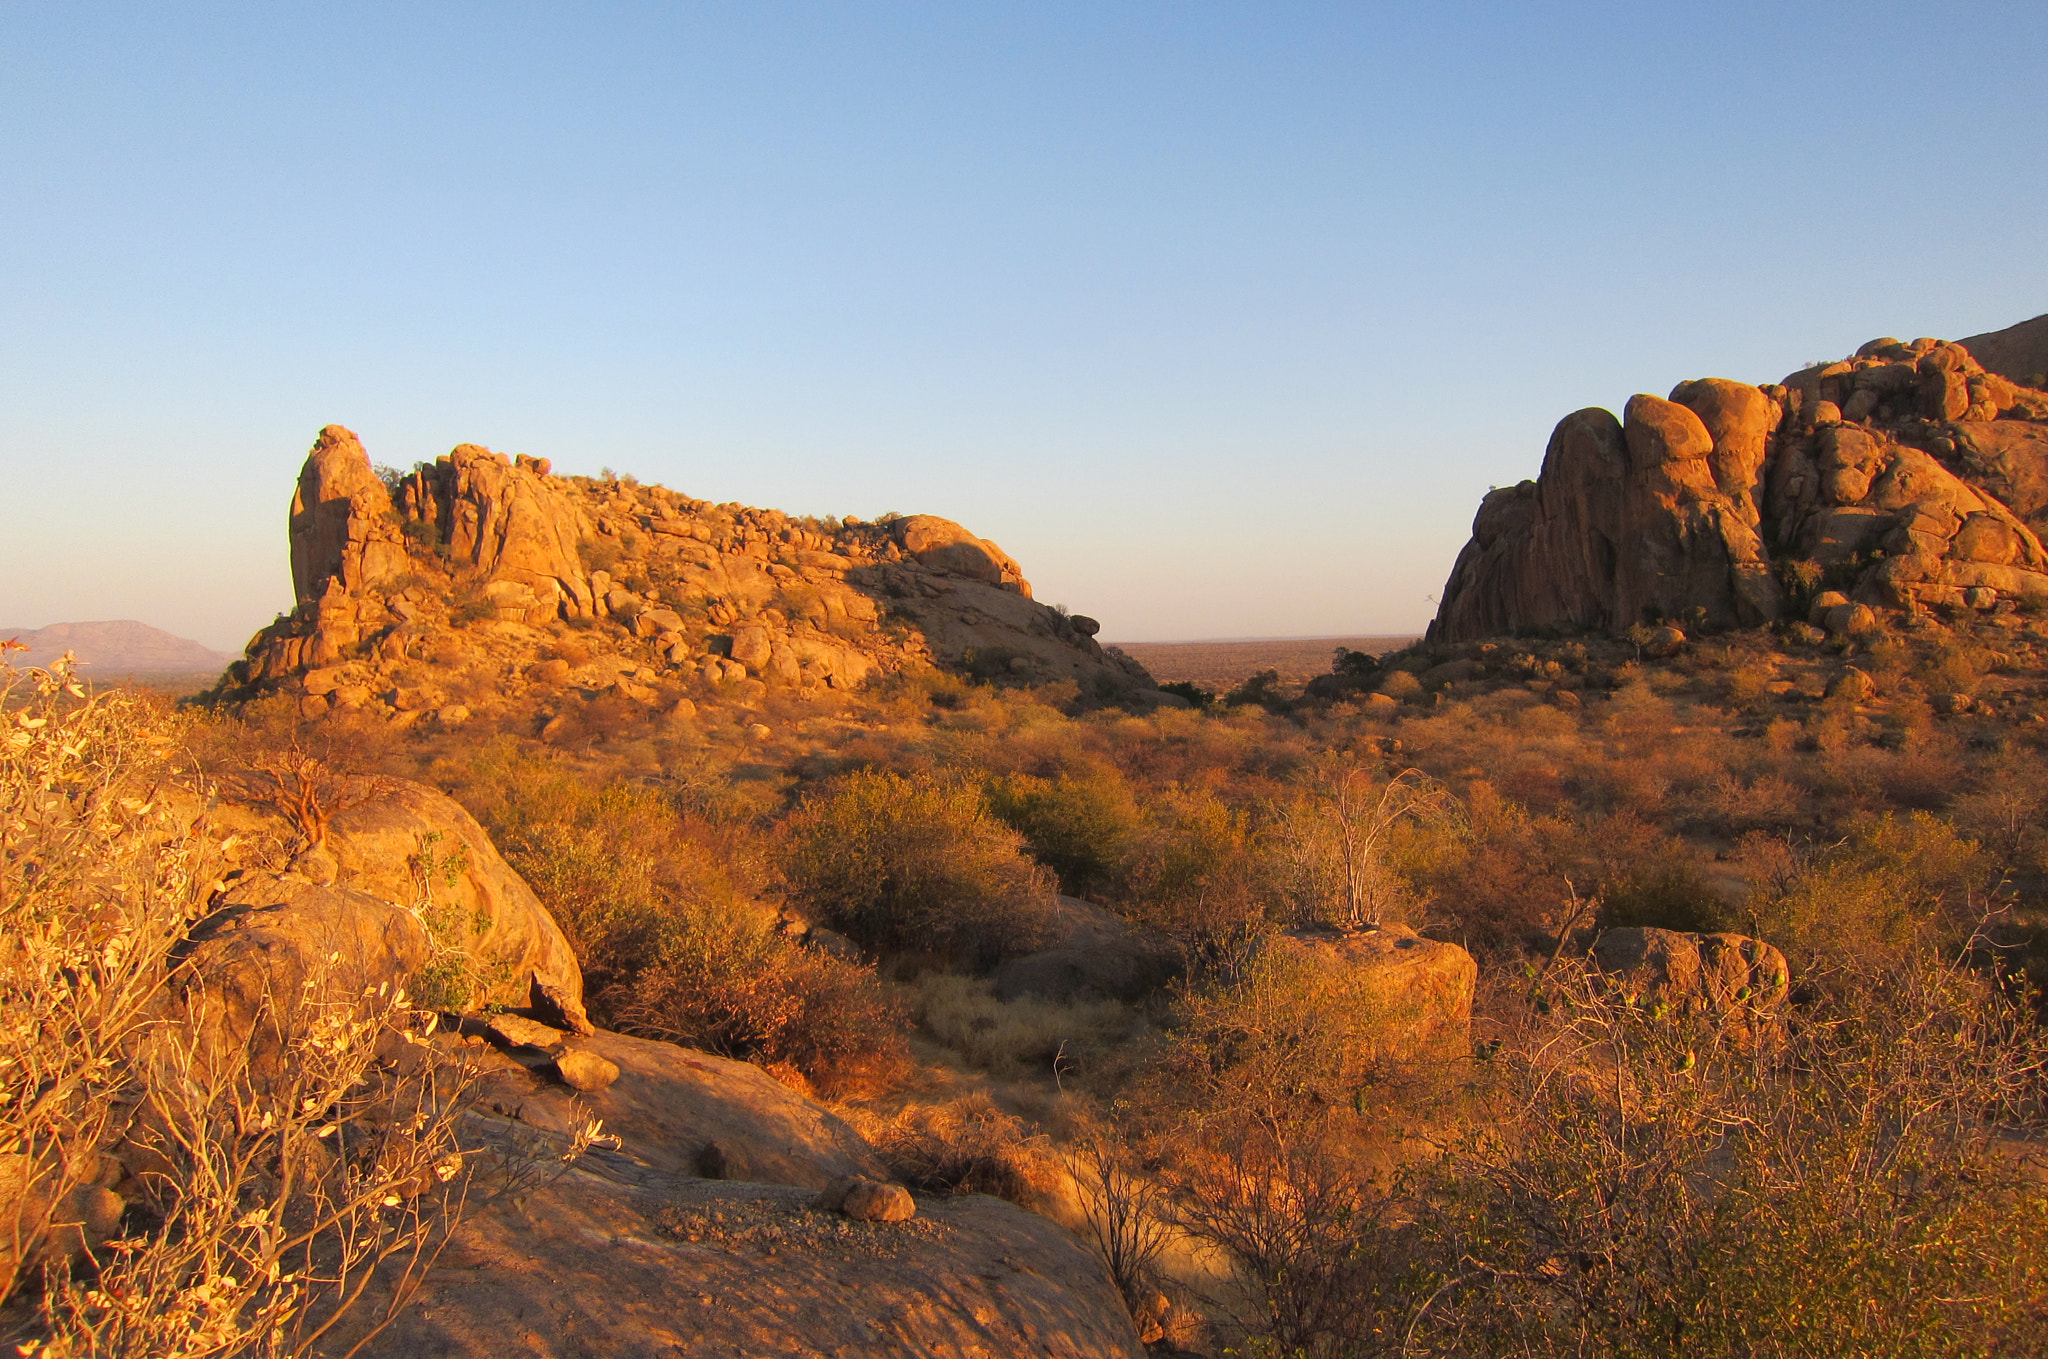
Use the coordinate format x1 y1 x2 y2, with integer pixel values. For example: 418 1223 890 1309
1144 940 1423 1138
1379 669 1423 701
617 906 911 1098
987 764 1141 896
779 770 1055 967
1116 787 1279 963
458 744 910 1092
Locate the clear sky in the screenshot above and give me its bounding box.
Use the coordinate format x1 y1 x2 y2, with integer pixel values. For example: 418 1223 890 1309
4 2 2044 651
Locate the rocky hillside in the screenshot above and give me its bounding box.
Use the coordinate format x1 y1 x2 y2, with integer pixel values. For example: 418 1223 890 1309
1430 316 2048 642
211 427 1153 722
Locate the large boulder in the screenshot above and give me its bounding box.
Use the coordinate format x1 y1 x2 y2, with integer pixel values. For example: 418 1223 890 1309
1430 399 1781 643
329 1164 1147 1359
288 424 409 605
1590 927 1790 1024
990 896 1180 1004
1252 921 1477 1056
183 778 588 1038
893 515 1034 596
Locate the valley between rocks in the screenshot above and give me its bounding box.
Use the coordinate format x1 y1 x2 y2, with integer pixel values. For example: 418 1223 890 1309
7 318 2048 1358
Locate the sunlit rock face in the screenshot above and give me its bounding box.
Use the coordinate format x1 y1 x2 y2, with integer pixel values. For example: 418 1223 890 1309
1431 325 2048 642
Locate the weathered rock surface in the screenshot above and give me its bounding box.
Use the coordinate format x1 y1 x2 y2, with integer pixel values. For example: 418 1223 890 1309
480 1029 887 1190
1431 327 2048 640
1254 921 1478 1055
1591 927 1790 1021
816 1174 919 1222
1960 312 2048 391
990 896 1181 1004
332 1163 1147 1359
179 778 589 1043
220 429 1151 717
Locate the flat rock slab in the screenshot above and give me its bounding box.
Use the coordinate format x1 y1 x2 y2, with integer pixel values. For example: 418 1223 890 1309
337 1167 1145 1359
480 1028 887 1190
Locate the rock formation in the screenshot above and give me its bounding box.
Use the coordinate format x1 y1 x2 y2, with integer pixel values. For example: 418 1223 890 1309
178 777 591 1050
1591 927 1790 1035
1253 920 1478 1056
1431 329 2048 641
219 425 1154 721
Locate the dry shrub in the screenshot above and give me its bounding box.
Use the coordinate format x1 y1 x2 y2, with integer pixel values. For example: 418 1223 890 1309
618 913 912 1098
1117 786 1279 963
1171 1132 1412 1358
862 1093 1063 1208
1389 953 2048 1358
1271 764 1461 929
780 770 1056 968
1742 811 1997 965
457 744 911 1095
915 975 1136 1077
0 656 490 1353
1180 951 2048 1358
1143 941 1439 1140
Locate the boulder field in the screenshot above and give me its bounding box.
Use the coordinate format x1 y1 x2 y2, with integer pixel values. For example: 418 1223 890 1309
213 426 1156 723
1431 315 2048 642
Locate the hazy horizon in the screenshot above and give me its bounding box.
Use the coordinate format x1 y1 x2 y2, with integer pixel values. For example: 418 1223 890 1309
4 3 2045 652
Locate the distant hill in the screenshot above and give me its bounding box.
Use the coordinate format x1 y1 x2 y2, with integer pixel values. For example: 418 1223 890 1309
1 621 236 675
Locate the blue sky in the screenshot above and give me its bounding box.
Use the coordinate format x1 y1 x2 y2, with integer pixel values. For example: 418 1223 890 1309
4 2 2044 650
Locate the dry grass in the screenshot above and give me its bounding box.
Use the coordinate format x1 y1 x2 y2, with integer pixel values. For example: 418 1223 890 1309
914 975 1141 1077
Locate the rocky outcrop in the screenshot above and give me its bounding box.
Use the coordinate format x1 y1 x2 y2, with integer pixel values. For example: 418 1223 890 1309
1591 926 1789 1025
893 514 1033 595
220 429 1152 719
480 1028 888 1190
289 425 409 605
1432 329 2048 640
1254 921 1477 1056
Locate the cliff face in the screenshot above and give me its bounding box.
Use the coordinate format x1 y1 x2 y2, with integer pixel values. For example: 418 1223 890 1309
1430 327 2048 642
223 427 1151 722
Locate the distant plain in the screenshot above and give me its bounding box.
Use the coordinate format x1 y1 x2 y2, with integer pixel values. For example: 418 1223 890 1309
1107 635 1417 693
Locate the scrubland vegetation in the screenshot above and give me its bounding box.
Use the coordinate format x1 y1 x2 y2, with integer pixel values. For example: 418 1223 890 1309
10 606 2048 1353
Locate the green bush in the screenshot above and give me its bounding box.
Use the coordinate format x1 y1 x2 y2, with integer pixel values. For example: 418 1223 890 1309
1116 786 1279 963
987 764 1141 896
780 769 1056 968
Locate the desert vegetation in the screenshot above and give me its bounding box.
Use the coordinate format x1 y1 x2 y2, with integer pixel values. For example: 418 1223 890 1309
11 592 2048 1353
